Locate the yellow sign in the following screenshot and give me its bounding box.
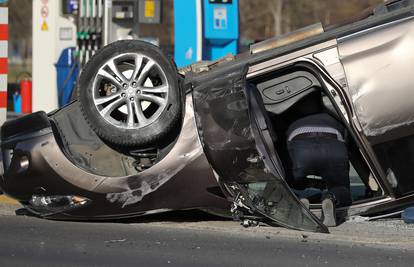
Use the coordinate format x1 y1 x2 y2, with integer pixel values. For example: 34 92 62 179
144 0 155 18
41 20 48 31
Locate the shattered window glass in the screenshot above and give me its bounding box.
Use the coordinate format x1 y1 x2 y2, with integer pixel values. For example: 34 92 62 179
246 180 328 232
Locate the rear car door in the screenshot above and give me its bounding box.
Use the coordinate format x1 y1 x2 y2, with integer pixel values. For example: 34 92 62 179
338 14 414 197
190 64 328 233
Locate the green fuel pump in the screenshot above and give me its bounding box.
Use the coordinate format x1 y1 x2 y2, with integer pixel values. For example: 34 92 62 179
77 0 105 66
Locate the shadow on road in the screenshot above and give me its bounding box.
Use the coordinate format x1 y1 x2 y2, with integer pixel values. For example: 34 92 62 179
14 207 232 225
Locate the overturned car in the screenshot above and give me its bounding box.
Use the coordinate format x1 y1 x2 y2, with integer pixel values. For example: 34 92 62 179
2 0 414 233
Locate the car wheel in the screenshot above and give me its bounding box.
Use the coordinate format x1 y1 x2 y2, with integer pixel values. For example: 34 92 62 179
78 40 182 147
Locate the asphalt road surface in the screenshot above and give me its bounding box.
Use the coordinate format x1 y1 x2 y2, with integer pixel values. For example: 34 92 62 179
0 209 414 267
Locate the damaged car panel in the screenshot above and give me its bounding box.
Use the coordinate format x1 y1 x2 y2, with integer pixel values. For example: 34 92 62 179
339 16 414 140
338 15 414 197
191 64 328 232
0 96 230 219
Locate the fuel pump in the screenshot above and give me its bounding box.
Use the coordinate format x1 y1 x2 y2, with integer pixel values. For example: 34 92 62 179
77 0 141 66
174 0 239 68
77 0 106 66
93 0 104 56
77 0 86 64
107 0 139 42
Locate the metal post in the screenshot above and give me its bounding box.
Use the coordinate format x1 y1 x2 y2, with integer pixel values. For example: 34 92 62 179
0 7 7 124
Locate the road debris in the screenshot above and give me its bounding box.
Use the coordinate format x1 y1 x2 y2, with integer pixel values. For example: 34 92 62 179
104 239 127 243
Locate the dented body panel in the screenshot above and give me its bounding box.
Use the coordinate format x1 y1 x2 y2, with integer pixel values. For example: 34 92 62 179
0 96 230 220
339 16 414 140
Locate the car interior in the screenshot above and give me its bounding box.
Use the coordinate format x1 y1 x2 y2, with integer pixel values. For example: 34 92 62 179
247 65 384 208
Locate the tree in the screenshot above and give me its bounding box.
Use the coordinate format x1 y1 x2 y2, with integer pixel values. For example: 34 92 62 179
268 0 284 37
239 0 384 42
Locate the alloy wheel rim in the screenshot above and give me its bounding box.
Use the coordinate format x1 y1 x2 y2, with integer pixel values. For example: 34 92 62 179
92 53 169 130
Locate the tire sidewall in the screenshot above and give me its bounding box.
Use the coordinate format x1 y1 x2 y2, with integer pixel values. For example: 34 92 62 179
78 40 181 147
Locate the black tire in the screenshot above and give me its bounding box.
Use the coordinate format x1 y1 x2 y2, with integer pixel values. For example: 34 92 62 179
78 40 182 147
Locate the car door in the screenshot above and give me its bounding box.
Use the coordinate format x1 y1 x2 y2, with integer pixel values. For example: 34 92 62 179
338 15 414 197
190 64 328 233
